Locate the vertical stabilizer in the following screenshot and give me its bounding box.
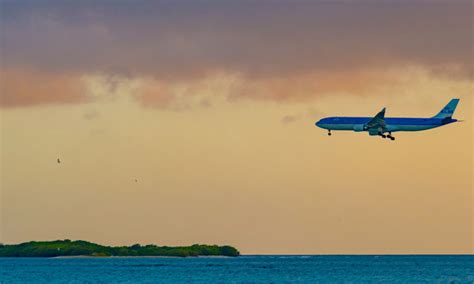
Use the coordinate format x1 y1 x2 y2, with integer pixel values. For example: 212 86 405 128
432 99 460 119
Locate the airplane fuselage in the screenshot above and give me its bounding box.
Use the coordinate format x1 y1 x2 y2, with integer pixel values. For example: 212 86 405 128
316 117 457 134
315 99 459 139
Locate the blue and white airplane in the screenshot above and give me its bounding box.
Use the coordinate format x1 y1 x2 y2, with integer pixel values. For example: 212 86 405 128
315 99 460 140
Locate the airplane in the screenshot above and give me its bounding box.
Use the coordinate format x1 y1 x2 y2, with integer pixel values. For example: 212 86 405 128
315 98 460 140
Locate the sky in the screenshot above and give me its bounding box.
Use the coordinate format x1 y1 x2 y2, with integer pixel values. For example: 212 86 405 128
0 0 472 254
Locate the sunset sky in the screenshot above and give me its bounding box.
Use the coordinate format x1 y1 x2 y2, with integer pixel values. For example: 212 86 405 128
0 1 472 254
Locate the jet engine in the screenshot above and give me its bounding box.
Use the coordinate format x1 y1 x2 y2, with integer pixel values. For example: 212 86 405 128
368 129 381 136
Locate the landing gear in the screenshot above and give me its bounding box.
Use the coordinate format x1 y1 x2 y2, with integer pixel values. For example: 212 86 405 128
386 132 396 141
380 132 395 140
327 130 332 136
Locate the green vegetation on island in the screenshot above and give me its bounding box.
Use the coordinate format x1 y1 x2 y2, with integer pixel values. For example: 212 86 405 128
0 240 240 257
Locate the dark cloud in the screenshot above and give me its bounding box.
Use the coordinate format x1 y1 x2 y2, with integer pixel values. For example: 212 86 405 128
2 1 472 78
1 1 471 108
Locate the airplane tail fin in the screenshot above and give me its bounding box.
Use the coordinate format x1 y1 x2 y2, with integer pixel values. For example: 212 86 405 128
432 98 460 119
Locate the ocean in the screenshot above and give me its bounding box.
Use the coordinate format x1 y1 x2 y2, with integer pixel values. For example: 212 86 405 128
0 255 472 283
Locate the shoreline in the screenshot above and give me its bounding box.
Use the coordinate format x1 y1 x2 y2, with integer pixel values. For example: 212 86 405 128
51 255 234 259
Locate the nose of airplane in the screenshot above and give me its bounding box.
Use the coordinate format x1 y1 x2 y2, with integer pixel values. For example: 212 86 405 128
315 120 321 127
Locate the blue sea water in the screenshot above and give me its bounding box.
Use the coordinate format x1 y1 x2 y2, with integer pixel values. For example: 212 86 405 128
0 255 473 283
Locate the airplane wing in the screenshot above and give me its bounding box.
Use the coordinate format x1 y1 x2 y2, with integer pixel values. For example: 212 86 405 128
364 108 386 132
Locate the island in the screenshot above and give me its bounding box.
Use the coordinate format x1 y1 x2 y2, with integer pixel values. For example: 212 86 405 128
0 240 240 257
